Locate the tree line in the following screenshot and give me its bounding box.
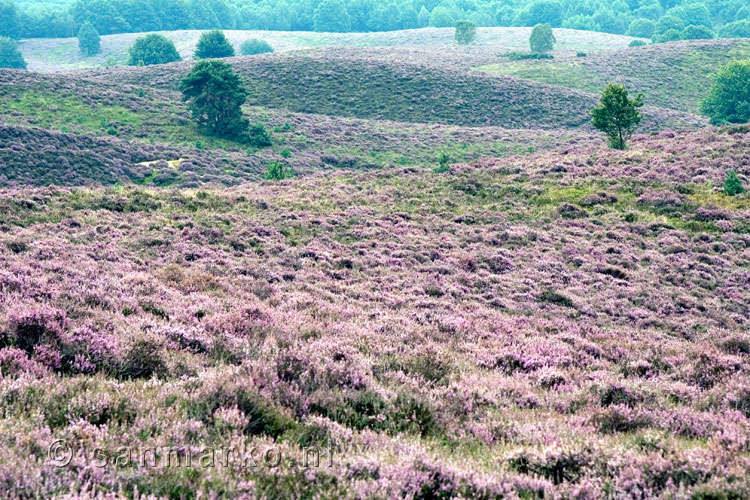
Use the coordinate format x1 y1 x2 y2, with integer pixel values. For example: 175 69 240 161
2 0 750 40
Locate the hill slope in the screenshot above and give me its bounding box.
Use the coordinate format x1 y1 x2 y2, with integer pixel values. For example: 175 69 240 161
20 27 645 72
87 48 704 130
480 39 750 114
0 127 748 497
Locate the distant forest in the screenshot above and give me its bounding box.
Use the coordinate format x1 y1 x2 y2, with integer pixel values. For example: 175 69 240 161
2 0 750 40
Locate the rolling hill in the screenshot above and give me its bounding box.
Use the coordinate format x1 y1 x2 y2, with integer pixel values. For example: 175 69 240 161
480 38 750 114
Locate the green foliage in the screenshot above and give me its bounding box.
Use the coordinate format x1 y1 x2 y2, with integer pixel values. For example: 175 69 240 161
247 123 272 148
179 60 249 139
562 15 600 32
519 1 563 27
627 18 656 38
701 60 750 124
653 28 682 44
455 20 477 45
0 0 20 39
434 152 451 173
719 20 750 38
682 25 714 40
77 21 100 56
724 170 745 196
591 84 644 150
313 0 352 33
529 23 556 53
194 29 235 59
127 34 181 66
502 51 553 60
0 36 25 69
240 38 273 56
264 161 295 180
429 6 454 27
629 40 648 47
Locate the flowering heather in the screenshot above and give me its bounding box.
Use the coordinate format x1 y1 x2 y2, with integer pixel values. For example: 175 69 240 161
0 126 748 498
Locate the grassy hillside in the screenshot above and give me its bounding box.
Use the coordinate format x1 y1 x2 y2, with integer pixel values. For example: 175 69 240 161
0 69 593 187
19 27 645 72
480 39 750 114
86 48 704 131
0 126 748 497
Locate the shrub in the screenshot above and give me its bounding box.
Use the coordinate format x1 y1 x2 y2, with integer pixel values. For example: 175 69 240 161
724 170 744 196
265 161 295 180
119 337 166 380
701 60 750 125
9 306 65 355
127 34 180 66
434 152 451 173
247 123 272 148
194 29 235 59
454 20 477 45
529 23 556 53
591 83 644 149
77 21 100 56
179 59 249 139
629 39 648 47
240 38 273 56
576 51 587 57
502 51 553 60
0 36 25 69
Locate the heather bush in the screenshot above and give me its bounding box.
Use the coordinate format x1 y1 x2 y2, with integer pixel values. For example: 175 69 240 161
240 38 273 56
118 337 166 379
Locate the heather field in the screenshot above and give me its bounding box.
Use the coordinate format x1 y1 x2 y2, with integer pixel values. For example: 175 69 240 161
1 23 750 500
1 126 749 498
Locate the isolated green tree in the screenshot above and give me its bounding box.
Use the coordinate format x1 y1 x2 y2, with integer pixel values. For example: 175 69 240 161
195 30 235 59
455 20 477 45
529 23 556 53
264 161 295 180
77 21 100 56
179 60 249 139
240 38 273 56
313 0 352 32
701 60 750 124
591 84 644 150
0 36 26 69
128 34 181 66
724 170 744 196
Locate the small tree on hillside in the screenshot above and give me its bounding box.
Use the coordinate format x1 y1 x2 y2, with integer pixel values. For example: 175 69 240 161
179 60 249 139
0 36 25 69
128 34 181 66
455 20 477 45
701 60 750 125
591 84 644 150
78 21 100 56
724 170 744 196
240 39 273 56
529 23 555 53
195 30 235 59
